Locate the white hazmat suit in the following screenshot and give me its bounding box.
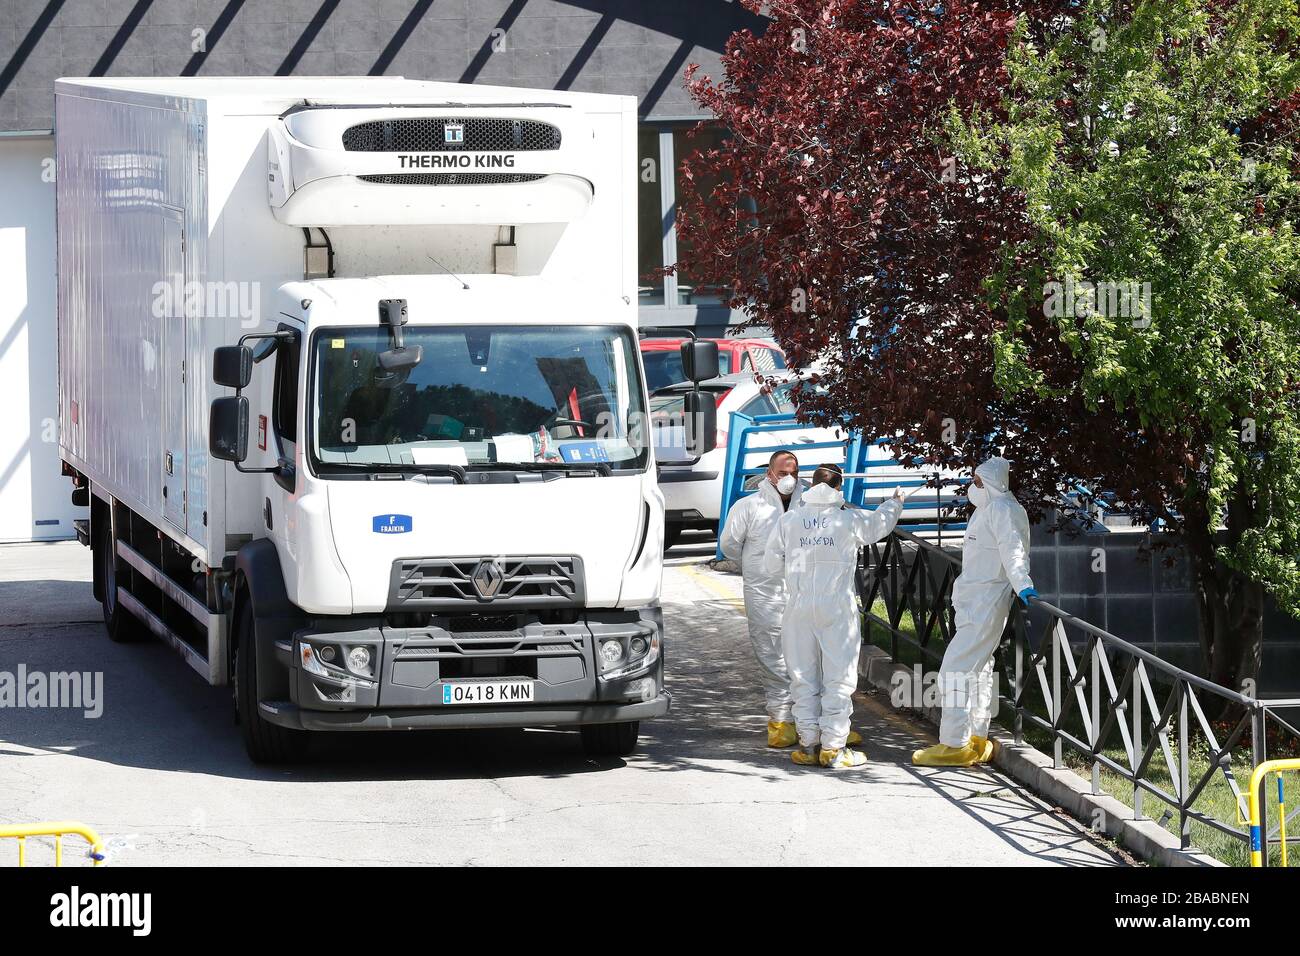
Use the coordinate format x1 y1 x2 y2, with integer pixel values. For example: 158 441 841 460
720 477 804 724
763 482 902 751
937 456 1034 748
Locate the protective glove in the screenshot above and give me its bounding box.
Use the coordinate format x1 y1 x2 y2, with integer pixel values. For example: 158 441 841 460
1018 587 1038 607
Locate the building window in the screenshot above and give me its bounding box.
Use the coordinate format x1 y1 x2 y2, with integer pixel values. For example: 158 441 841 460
637 122 738 328
671 125 729 306
637 127 666 305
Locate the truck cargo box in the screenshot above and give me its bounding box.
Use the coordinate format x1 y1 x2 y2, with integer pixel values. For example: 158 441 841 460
56 76 636 565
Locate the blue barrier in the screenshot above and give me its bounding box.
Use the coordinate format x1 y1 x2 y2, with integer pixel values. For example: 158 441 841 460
715 411 969 559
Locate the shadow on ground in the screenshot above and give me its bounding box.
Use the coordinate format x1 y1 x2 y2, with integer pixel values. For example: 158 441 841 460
0 543 1126 865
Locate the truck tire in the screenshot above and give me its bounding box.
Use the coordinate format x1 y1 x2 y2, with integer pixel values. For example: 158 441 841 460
233 599 307 764
97 520 142 643
662 523 682 552
580 720 640 757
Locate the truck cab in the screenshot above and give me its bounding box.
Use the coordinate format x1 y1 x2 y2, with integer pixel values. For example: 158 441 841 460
216 275 671 759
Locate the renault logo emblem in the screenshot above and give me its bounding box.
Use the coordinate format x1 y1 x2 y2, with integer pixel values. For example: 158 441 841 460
472 559 505 599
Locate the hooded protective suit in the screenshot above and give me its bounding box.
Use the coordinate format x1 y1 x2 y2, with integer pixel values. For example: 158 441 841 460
938 456 1034 747
719 476 804 723
762 482 903 750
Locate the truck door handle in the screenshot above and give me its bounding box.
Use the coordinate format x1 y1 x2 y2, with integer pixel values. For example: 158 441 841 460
263 498 272 531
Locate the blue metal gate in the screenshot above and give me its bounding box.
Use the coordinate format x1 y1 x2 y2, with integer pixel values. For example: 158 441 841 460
715 411 967 558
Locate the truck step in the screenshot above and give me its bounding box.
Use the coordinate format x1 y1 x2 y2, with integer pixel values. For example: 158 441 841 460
117 587 210 680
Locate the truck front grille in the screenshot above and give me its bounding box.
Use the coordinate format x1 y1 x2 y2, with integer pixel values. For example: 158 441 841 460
393 629 583 660
342 117 562 152
389 556 584 610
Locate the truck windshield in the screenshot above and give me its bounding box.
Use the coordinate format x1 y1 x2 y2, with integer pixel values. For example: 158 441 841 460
312 324 649 473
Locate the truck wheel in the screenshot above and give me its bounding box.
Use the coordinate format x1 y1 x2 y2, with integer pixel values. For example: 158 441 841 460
233 599 307 764
662 523 682 552
97 520 142 643
580 720 640 757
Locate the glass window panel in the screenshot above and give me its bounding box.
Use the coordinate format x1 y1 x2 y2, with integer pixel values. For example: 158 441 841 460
637 127 666 305
673 124 730 306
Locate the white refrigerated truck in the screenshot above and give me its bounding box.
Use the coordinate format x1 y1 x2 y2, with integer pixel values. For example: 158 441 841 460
55 77 718 762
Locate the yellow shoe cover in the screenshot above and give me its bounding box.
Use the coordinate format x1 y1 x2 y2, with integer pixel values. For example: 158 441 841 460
846 729 863 746
791 745 820 766
969 735 995 764
819 747 868 769
911 742 983 767
767 720 798 748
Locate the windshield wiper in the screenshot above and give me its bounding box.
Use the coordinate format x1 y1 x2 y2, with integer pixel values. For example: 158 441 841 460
318 461 467 483
469 461 612 477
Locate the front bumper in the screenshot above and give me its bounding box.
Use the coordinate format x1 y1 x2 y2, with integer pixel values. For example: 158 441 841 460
258 693 670 732
264 607 667 732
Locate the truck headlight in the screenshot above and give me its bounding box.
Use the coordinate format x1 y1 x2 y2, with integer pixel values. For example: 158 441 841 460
600 628 661 682
299 640 376 687
599 640 624 667
348 646 372 675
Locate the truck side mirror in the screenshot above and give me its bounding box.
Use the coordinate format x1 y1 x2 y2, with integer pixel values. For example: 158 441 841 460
378 297 423 374
681 340 719 383
210 396 249 462
683 390 718 457
213 345 253 389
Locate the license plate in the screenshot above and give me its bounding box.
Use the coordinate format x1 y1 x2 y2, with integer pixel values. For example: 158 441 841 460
440 680 535 705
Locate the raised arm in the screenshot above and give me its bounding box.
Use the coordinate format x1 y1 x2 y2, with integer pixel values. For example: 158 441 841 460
851 496 904 546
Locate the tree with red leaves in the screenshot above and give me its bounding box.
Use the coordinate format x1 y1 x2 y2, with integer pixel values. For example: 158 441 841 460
676 0 1088 489
677 0 1300 699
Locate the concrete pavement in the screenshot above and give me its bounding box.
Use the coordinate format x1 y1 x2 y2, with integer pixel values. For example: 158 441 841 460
0 533 1126 866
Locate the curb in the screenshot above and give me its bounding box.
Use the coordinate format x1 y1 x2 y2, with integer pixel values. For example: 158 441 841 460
858 645 1223 868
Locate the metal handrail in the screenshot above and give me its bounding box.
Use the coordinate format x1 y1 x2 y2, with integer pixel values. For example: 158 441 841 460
860 527 1300 865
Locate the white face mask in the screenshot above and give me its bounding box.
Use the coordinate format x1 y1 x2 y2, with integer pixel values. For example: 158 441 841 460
968 483 989 508
775 475 797 496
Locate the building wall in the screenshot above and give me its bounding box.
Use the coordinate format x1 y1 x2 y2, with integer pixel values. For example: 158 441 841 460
0 133 85 542
0 1 766 131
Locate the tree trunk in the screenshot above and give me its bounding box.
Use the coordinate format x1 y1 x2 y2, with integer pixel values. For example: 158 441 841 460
1194 564 1264 688
1186 519 1265 719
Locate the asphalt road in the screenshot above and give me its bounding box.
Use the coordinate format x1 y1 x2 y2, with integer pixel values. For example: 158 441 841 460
0 533 1125 866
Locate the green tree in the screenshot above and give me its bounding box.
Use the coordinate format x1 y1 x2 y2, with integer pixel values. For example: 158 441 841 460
952 0 1300 697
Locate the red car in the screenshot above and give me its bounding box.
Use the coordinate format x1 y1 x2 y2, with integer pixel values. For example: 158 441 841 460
639 337 787 392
